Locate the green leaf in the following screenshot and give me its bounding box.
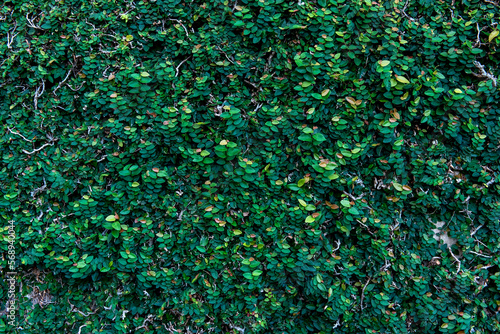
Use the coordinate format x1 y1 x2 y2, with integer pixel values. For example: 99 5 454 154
396 76 410 84
393 182 403 191
313 133 326 142
252 270 263 276
348 207 359 215
340 199 351 207
305 215 315 223
112 221 121 231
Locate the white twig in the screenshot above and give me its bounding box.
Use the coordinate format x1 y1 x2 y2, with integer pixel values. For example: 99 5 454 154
135 314 154 331
68 299 95 317
34 80 45 110
473 23 483 47
26 14 42 29
471 224 483 237
77 324 87 334
448 246 461 275
175 57 190 77
67 81 86 91
31 178 47 197
22 142 53 155
360 276 371 310
332 240 341 252
229 324 245 334
401 0 415 22
7 22 19 49
343 191 365 201
478 264 495 270
7 127 32 142
469 251 492 258
167 18 190 39
53 69 73 95
485 178 496 187
472 61 497 87
216 46 236 65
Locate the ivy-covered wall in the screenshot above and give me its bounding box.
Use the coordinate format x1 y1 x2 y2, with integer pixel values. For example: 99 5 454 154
1 0 500 333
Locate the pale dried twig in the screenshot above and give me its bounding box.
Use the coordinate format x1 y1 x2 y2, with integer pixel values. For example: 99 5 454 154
22 142 53 155
7 22 19 49
175 57 191 77
34 80 45 110
473 23 484 47
167 18 191 40
401 0 415 22
360 276 372 310
7 127 32 142
448 246 461 275
469 251 492 258
472 61 497 87
53 69 73 95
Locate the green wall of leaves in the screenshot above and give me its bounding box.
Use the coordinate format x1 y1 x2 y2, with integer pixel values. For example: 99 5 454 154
1 0 500 333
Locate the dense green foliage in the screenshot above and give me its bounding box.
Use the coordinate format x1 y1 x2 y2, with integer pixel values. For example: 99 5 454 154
1 0 500 333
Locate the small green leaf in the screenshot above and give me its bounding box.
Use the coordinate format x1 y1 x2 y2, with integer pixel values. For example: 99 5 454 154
348 207 359 215
393 182 403 191
396 76 410 84
340 199 351 207
252 270 263 276
305 215 315 223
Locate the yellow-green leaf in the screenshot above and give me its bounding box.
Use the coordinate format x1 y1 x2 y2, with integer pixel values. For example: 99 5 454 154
393 182 403 191
396 76 410 84
305 215 315 223
301 81 313 87
379 60 390 67
489 30 499 42
105 215 116 222
346 97 356 105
